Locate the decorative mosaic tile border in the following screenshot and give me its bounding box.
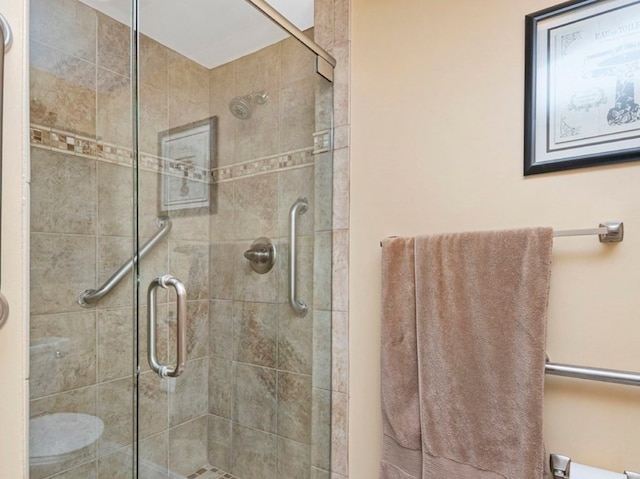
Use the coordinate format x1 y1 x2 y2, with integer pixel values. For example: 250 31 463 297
30 125 331 184
187 464 237 479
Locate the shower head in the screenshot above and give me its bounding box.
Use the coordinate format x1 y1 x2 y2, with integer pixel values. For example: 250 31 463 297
229 91 268 120
229 96 253 120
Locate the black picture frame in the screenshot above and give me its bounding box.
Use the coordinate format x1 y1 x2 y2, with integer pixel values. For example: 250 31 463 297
524 0 640 175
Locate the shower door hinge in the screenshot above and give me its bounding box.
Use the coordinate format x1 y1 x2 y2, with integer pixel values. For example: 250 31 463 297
316 56 334 82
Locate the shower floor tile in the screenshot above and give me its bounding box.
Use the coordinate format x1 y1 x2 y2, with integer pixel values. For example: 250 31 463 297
186 464 238 479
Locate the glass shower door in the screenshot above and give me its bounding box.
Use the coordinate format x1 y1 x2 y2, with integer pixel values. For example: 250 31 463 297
134 2 334 478
28 0 139 477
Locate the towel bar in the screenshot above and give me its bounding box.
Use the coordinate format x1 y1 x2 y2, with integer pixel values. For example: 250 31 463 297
545 358 640 387
379 221 624 246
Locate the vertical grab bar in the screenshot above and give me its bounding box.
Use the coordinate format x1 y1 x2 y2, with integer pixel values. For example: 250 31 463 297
289 197 308 317
0 13 12 329
147 275 188 378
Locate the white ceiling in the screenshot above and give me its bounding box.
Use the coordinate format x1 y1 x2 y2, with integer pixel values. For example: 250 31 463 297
80 0 314 68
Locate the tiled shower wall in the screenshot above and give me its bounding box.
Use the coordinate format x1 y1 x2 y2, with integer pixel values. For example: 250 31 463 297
205 35 333 479
29 0 337 478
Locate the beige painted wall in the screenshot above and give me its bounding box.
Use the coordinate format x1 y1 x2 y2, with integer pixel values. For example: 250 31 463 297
0 0 29 476
350 0 640 477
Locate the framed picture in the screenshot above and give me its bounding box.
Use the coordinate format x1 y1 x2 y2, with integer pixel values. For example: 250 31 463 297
158 117 216 213
524 0 640 175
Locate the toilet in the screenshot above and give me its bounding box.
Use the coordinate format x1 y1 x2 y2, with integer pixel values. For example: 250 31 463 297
29 413 104 466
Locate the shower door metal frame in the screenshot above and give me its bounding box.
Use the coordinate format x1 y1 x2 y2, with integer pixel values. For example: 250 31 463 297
244 0 336 82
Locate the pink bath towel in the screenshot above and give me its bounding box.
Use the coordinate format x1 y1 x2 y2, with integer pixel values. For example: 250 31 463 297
380 228 553 479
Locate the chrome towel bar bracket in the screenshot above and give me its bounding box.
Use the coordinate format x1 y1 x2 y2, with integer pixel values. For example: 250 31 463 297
551 453 640 479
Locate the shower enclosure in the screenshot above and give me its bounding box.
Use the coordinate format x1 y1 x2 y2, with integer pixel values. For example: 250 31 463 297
28 0 334 477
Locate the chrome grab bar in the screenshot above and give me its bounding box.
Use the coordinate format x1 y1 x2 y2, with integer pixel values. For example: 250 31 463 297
147 275 187 378
0 13 12 329
289 197 308 317
77 216 172 307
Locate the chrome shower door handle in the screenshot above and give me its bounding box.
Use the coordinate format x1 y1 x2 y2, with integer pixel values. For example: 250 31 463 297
289 197 308 317
0 13 11 329
147 275 188 378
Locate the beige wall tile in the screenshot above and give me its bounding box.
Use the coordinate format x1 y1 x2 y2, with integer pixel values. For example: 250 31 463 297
233 363 277 433
30 311 97 399
97 12 131 77
97 68 132 147
277 371 312 444
209 300 233 359
175 300 209 360
97 378 133 457
314 152 334 233
139 170 166 238
139 83 169 156
331 42 350 128
310 387 331 471
208 415 232 472
169 241 210 301
331 229 348 312
50 462 98 478
280 80 315 152
30 0 97 63
97 448 132 479
97 162 132 238
139 432 169 478
209 181 234 242
97 308 134 382
231 424 276 479
331 148 349 230
167 212 211 242
168 51 209 108
139 35 168 92
169 357 209 427
209 242 236 300
233 301 277 368
139 371 169 439
331 392 348 476
233 173 279 240
313 232 332 312
31 148 97 235
209 63 237 167
279 303 313 375
311 467 331 479
312 310 331 390
277 437 311 479
168 416 209 476
331 311 348 394
314 0 335 49
30 42 96 137
30 233 96 315
208 357 232 418
167 51 210 130
281 36 316 86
